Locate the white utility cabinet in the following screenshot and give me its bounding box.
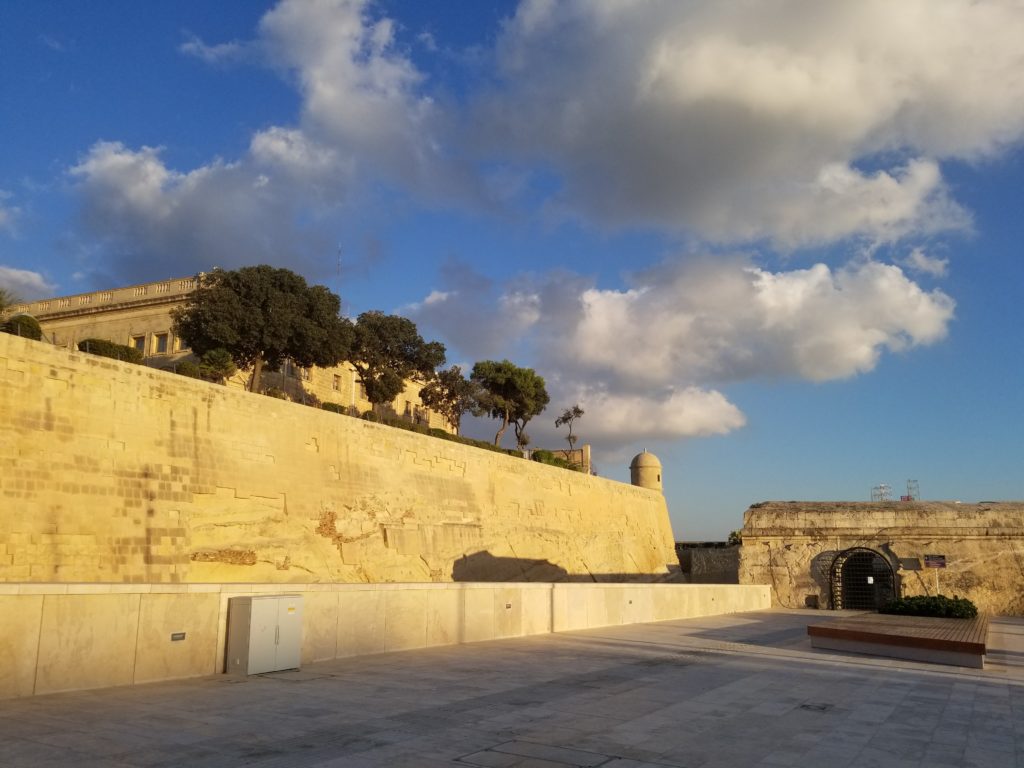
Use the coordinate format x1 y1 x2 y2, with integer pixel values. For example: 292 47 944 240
226 594 303 675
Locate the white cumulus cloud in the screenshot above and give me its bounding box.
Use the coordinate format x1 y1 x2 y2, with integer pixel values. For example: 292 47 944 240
902 247 949 278
71 0 458 284
478 0 1024 245
409 256 954 445
70 141 332 283
0 266 56 301
557 258 954 385
0 191 21 234
69 0 1024 281
179 35 246 64
558 386 747 443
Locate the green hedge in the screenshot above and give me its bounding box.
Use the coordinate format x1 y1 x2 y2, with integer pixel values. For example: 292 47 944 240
1 314 43 341
78 338 144 364
163 361 203 379
320 406 522 457
880 594 978 619
531 448 583 471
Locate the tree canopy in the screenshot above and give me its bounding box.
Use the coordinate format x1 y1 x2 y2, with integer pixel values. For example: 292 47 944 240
171 266 352 392
471 359 549 447
419 365 479 435
349 311 446 407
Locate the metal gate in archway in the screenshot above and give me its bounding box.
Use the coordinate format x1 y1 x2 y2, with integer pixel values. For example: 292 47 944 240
829 548 895 610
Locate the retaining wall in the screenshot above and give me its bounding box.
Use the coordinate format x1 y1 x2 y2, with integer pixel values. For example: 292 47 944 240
0 581 771 698
0 334 677 584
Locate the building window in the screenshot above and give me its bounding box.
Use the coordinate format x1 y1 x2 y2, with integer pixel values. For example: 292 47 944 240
153 333 169 355
174 337 189 352
332 375 341 391
300 367 311 381
131 335 146 353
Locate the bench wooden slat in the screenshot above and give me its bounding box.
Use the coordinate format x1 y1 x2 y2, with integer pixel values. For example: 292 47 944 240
807 614 988 655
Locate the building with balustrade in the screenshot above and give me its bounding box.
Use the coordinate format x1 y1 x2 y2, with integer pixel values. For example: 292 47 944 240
3 276 450 430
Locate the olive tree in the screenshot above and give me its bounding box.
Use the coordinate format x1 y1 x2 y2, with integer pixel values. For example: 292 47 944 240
419 365 480 434
171 266 352 392
471 360 549 447
555 404 584 453
348 311 446 409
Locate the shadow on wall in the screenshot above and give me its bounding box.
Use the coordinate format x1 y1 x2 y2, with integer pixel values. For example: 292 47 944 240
809 551 839 607
451 551 682 583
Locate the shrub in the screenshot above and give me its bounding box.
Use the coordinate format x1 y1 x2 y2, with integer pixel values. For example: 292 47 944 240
531 449 583 471
299 392 321 408
198 348 236 383
880 594 978 619
170 361 203 379
78 338 144 364
340 405 557 462
1 314 43 341
263 387 288 400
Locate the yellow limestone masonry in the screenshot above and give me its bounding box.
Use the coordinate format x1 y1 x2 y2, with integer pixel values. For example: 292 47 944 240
0 334 678 584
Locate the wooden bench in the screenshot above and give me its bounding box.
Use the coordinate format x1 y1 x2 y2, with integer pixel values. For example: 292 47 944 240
807 614 989 668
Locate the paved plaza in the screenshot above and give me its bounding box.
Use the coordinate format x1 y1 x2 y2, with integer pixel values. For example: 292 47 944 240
2 609 1022 768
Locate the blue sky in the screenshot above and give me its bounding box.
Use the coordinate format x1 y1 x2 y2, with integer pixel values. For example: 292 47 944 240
2 1 1022 539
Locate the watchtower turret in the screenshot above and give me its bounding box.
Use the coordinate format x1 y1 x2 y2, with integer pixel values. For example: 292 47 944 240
629 450 662 492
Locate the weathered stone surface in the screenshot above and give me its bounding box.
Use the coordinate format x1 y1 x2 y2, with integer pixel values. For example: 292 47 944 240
0 334 678 583
738 500 1024 615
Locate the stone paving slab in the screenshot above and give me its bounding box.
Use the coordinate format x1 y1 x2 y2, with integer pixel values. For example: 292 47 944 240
1 609 1022 767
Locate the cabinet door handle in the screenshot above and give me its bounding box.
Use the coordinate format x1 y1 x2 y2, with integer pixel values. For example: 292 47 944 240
275 625 280 645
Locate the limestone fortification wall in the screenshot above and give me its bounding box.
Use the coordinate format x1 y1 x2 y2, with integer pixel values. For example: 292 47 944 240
739 501 1024 615
0 333 678 583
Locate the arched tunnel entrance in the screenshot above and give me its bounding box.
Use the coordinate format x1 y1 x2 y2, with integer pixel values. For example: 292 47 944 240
830 547 895 610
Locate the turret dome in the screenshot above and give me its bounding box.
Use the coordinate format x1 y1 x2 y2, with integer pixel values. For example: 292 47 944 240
629 450 662 491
